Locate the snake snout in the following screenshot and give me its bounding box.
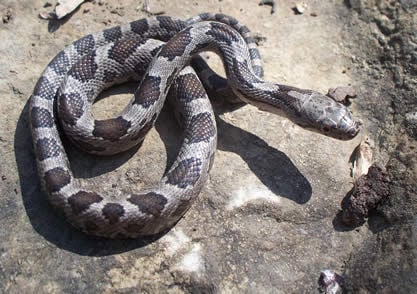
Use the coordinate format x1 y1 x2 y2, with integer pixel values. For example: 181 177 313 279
335 112 361 140
347 121 361 138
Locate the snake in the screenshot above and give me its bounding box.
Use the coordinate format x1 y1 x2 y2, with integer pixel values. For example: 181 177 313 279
29 13 360 238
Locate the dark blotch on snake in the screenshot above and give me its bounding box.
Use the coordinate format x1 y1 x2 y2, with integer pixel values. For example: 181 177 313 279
206 22 239 46
215 14 238 26
108 37 146 64
133 75 161 107
185 113 215 143
215 13 227 21
68 51 98 82
33 76 56 100
156 16 187 39
132 44 163 77
128 192 167 216
130 18 149 35
176 73 207 103
103 26 122 42
36 138 61 161
93 116 131 141
50 51 70 75
68 191 103 215
166 157 202 189
31 107 53 128
102 69 118 84
44 167 71 193
58 92 84 126
238 25 250 35
74 34 95 55
226 15 239 26
232 58 259 89
197 13 211 20
158 26 192 61
102 203 125 224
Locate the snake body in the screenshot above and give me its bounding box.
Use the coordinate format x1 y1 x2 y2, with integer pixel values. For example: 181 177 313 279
29 14 359 238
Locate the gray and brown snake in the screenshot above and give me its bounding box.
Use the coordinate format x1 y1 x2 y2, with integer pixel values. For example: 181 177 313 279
29 13 360 238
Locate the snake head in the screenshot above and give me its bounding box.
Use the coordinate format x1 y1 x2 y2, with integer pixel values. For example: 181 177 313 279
298 92 360 140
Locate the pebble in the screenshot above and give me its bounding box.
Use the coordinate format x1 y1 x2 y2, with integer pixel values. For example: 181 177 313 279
405 112 417 139
327 86 357 104
294 2 308 14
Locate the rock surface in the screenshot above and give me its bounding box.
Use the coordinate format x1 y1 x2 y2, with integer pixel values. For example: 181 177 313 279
0 0 415 292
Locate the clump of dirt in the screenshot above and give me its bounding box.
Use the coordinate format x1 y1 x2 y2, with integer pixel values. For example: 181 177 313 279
342 164 390 226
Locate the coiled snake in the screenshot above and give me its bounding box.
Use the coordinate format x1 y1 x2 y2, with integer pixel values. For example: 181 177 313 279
29 13 360 238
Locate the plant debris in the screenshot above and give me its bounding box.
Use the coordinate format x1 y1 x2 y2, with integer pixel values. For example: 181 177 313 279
259 0 276 14
39 0 86 20
351 136 374 180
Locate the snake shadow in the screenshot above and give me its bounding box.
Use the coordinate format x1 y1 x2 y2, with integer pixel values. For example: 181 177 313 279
216 115 312 203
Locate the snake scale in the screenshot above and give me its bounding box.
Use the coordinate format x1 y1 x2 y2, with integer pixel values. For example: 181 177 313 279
29 13 360 238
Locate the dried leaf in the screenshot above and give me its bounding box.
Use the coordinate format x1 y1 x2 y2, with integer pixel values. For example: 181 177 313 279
55 0 86 19
351 136 374 180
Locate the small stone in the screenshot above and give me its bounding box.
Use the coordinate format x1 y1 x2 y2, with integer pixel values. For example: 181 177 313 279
327 86 357 104
318 270 344 294
294 2 308 14
348 0 362 10
2 8 13 23
404 112 417 139
39 11 56 20
253 33 267 45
